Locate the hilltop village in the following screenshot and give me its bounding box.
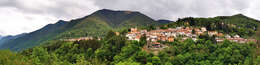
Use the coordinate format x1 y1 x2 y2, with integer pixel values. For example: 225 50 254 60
62 26 257 45
126 27 257 49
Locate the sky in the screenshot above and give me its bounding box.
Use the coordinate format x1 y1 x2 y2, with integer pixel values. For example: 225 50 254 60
0 0 260 36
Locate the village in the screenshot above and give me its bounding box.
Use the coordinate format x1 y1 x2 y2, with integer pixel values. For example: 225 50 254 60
60 26 257 50
126 27 257 50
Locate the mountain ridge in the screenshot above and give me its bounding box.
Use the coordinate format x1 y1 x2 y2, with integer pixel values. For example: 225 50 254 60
0 9 259 51
0 9 160 51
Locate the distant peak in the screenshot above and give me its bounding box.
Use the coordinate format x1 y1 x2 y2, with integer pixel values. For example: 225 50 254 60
57 20 66 22
233 14 247 17
98 9 114 12
56 20 68 24
96 9 120 13
95 9 138 14
157 19 174 24
158 19 172 21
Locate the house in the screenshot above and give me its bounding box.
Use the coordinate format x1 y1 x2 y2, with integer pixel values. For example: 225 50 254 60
160 36 167 41
115 32 120 36
233 35 240 38
151 42 161 48
149 35 158 42
140 30 147 35
227 38 245 43
168 37 174 42
208 31 218 36
176 27 183 30
225 35 231 38
192 38 197 41
201 27 207 32
126 34 136 40
216 33 224 37
196 31 204 35
185 27 192 31
134 35 141 41
194 28 201 32
131 28 138 32
182 37 189 41
216 38 224 42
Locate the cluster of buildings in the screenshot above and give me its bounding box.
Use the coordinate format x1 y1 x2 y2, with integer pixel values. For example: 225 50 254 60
126 27 207 43
216 35 257 43
126 27 257 46
126 27 206 48
61 37 94 41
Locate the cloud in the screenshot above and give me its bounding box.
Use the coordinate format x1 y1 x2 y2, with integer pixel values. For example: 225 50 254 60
0 0 259 35
0 7 55 35
93 0 254 20
245 0 260 20
1 0 99 20
0 0 99 35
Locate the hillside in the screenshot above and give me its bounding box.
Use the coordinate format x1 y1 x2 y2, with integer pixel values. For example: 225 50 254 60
0 9 160 51
0 33 27 46
0 35 2 40
157 19 174 24
166 14 260 38
0 20 69 50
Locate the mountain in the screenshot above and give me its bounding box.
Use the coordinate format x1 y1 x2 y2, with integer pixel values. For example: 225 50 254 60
91 9 154 27
157 19 174 24
0 35 2 40
0 33 27 46
0 9 160 51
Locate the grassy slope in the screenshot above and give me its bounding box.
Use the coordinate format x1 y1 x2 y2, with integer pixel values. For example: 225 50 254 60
0 21 69 50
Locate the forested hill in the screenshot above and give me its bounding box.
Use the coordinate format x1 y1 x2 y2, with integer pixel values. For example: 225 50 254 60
166 14 260 38
0 9 160 51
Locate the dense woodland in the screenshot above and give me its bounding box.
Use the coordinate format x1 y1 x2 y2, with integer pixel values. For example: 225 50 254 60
1 13 260 65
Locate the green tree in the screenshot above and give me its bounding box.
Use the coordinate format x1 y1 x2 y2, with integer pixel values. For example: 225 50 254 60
105 30 116 40
256 25 260 46
115 61 141 65
134 51 149 64
73 39 101 50
151 56 161 65
30 47 51 65
76 55 90 65
0 50 31 65
256 56 260 65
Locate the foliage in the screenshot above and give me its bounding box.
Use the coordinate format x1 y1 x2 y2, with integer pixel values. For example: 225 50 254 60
0 50 31 65
166 14 260 38
1 34 258 65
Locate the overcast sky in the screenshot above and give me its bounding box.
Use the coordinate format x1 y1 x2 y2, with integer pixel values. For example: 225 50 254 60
0 0 260 36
